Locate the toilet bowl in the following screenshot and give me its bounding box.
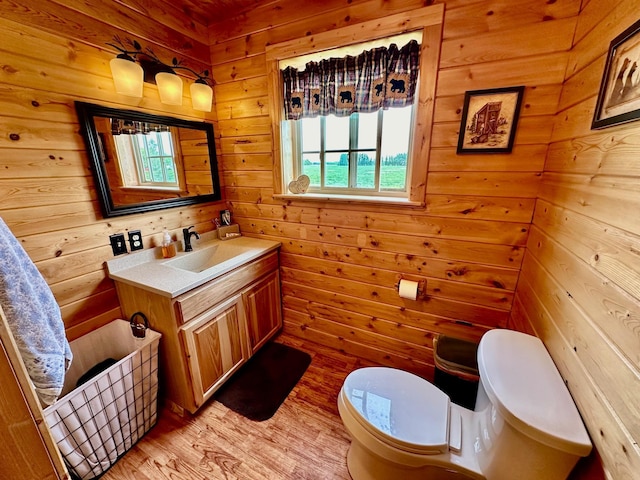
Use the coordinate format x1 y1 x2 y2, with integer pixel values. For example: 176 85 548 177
338 329 592 480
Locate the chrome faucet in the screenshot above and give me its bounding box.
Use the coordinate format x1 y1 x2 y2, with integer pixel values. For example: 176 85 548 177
183 225 200 252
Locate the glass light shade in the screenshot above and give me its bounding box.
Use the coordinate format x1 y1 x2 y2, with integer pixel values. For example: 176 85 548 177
190 81 213 112
109 56 144 97
156 72 183 105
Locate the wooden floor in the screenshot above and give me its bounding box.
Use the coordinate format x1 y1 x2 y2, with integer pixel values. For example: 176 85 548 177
101 334 377 480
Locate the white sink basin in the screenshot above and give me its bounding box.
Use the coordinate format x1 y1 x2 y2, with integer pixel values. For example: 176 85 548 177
106 234 281 298
164 243 248 273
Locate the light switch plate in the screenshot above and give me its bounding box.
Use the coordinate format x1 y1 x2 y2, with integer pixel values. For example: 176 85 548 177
109 233 128 256
128 230 143 251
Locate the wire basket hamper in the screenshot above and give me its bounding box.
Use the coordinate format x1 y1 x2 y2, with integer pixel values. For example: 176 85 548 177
44 320 161 479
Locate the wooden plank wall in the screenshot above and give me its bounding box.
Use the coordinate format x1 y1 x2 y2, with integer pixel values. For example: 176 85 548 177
0 0 224 341
208 0 580 378
510 0 640 478
0 1 634 477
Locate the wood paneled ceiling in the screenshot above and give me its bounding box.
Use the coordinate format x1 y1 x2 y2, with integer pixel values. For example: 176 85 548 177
167 0 275 25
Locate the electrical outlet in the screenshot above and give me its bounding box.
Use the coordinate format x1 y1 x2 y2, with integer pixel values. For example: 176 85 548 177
109 233 128 256
128 230 143 251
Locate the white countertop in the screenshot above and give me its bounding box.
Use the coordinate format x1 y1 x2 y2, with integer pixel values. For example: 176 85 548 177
106 232 281 298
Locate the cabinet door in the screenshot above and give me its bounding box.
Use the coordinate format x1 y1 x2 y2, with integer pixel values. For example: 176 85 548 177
243 270 282 354
181 294 248 408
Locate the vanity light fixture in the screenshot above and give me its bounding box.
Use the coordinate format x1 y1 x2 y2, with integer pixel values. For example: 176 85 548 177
190 79 214 112
109 53 144 97
107 36 213 112
156 71 184 105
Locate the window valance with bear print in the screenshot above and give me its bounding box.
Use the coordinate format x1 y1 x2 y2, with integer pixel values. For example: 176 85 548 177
281 40 420 120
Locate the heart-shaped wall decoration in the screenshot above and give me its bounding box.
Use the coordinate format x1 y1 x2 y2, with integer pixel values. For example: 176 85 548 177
288 174 310 194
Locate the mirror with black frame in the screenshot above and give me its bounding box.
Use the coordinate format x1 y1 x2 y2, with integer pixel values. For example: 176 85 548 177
76 101 221 218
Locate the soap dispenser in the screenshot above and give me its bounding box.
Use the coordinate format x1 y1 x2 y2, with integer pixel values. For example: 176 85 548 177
161 229 176 258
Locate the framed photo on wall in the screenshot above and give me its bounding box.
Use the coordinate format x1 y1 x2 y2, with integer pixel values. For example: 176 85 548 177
592 19 640 129
456 86 524 154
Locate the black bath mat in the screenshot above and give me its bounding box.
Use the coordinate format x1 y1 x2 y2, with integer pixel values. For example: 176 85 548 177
214 342 312 421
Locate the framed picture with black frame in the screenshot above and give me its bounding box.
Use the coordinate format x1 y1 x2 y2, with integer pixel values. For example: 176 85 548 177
592 18 640 129
456 86 524 154
220 209 232 226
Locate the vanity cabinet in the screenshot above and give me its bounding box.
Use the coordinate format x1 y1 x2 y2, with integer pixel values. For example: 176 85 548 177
243 270 281 354
181 294 248 408
113 250 282 414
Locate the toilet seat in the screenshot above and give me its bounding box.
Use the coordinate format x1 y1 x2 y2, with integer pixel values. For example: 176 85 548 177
341 367 450 455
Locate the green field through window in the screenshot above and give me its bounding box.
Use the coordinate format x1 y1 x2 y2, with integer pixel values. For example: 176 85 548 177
302 164 407 189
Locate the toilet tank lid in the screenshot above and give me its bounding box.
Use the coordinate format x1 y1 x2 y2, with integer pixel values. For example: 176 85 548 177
478 330 592 457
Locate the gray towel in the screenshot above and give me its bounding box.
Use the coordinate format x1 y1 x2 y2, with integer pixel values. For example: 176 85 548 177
0 217 72 406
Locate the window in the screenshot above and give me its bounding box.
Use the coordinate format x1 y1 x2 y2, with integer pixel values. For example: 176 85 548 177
296 108 413 195
132 131 178 186
266 5 444 204
113 130 180 190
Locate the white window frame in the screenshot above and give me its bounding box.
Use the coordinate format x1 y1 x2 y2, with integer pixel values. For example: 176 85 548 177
292 108 414 196
266 4 443 205
113 130 182 191
132 131 179 187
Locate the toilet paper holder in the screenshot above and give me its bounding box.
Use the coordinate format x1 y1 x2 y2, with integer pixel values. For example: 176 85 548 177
395 277 426 300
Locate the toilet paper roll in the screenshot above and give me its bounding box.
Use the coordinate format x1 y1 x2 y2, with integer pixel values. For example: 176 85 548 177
398 279 419 300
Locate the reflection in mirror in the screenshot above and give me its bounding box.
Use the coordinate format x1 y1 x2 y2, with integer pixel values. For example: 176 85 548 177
76 101 221 218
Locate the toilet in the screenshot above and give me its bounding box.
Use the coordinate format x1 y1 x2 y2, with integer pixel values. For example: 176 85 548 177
338 329 592 480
